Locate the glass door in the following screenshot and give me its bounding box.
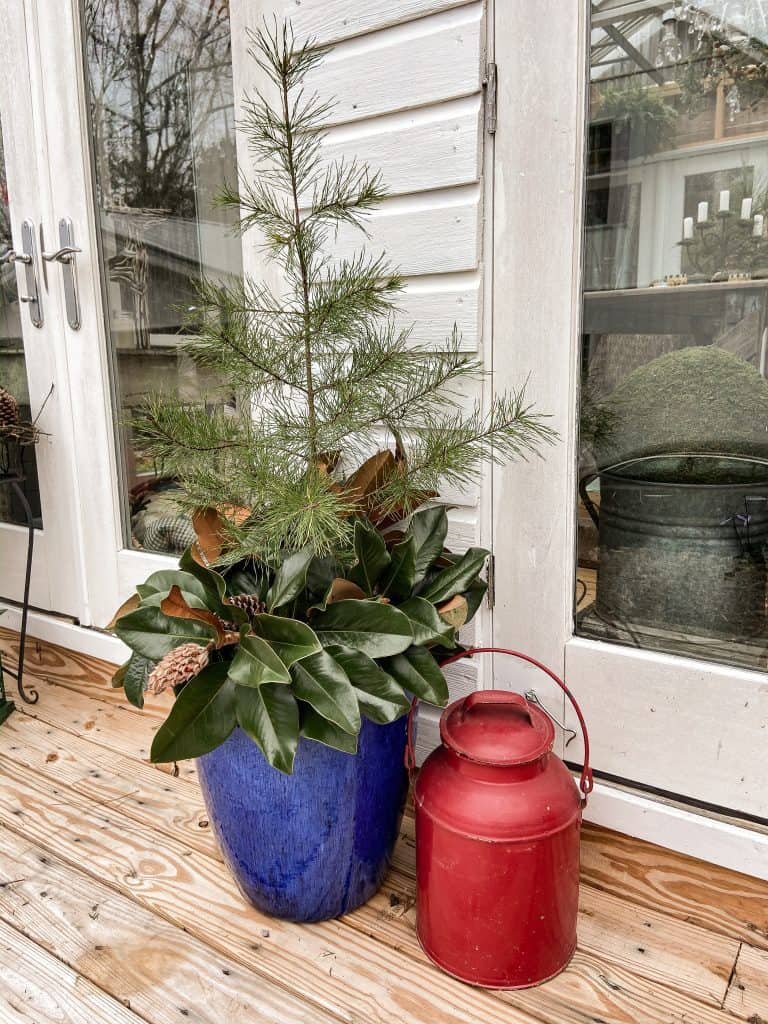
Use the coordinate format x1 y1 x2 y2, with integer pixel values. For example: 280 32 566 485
32 0 245 626
0 0 83 617
493 0 768 827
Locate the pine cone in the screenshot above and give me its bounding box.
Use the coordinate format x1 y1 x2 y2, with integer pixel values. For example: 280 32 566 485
226 593 265 618
147 642 211 695
0 386 19 428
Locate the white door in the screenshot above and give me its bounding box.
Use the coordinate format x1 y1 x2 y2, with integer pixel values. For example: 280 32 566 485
0 0 84 617
493 0 768 863
28 0 247 626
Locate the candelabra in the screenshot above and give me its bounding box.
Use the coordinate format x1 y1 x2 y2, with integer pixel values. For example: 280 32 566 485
679 190 768 281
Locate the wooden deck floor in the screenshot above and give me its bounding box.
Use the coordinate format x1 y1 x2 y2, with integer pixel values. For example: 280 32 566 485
1 628 767 1024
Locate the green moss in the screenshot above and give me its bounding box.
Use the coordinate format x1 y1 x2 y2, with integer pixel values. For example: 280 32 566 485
594 346 768 481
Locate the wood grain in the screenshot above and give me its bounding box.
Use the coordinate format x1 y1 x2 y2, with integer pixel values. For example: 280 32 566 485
291 0 477 46
0 755 543 1024
320 96 482 199
0 713 740 1011
349 883 744 1024
581 823 768 951
0 828 341 1024
724 945 768 1022
306 5 484 127
0 916 145 1024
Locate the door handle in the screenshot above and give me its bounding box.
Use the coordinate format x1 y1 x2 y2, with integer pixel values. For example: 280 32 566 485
43 219 81 329
1 248 32 266
42 245 82 264
2 220 43 328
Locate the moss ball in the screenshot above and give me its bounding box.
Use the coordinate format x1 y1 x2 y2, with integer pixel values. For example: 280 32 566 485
594 346 768 480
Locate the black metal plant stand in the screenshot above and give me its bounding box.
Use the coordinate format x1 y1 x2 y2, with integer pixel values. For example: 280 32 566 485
0 439 39 707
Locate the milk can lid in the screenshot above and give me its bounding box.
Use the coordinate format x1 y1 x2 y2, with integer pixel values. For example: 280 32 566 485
440 690 555 766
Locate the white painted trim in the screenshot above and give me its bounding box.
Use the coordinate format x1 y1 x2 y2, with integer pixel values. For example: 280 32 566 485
0 603 128 665
584 780 768 882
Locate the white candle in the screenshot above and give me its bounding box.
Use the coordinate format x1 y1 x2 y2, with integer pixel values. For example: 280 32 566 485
698 201 709 222
683 216 694 239
741 197 753 219
754 214 764 237
719 189 731 213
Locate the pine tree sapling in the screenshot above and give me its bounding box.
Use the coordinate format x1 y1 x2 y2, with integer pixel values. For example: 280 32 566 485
110 22 555 773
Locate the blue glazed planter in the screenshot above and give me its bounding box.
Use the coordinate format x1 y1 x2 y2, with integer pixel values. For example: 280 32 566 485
196 715 409 922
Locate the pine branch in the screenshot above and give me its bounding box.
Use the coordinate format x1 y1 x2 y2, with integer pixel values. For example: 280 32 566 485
132 19 555 561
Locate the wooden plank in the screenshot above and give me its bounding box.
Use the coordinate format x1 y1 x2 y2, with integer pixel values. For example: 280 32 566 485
320 96 482 198
0 916 145 1024
397 272 482 352
306 5 484 127
349 876 743 1024
310 187 482 278
0 828 341 1024
1 712 215 858
0 721 739 1011
724 944 768 1021
291 0 477 46
581 823 768 952
0 756 544 1024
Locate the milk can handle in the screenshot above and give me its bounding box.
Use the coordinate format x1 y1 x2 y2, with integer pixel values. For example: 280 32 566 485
405 646 594 807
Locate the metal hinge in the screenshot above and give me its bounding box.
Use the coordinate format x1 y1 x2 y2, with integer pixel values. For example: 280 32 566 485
483 61 498 135
485 553 496 609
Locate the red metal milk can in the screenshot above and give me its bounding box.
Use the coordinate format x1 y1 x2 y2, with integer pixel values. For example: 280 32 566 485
409 647 593 989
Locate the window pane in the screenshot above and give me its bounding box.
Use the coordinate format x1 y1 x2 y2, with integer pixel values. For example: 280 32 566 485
83 0 241 554
0 115 43 528
578 1 768 670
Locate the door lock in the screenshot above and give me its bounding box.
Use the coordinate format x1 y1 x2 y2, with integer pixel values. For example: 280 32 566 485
42 219 81 329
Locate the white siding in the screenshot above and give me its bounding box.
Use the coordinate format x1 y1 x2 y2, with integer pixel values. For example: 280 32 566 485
232 0 489 748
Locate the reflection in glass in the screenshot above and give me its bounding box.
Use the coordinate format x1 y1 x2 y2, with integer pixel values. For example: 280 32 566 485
578 1 768 669
0 116 43 528
83 0 241 553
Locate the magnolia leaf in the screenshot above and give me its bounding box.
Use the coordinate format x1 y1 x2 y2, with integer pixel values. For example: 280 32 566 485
249 613 321 666
348 519 390 595
160 586 227 646
179 547 229 615
312 599 413 658
437 594 469 630
225 563 270 601
137 570 210 606
106 593 141 631
114 604 218 661
228 632 291 687
408 505 449 582
380 535 416 600
384 646 449 706
111 660 129 689
420 547 490 605
122 653 154 709
111 653 152 708
150 665 236 762
345 449 396 506
300 704 358 754
463 578 488 622
236 682 299 774
329 578 366 603
327 644 410 723
370 491 439 531
398 597 457 648
191 505 250 566
289 649 360 734
267 546 313 612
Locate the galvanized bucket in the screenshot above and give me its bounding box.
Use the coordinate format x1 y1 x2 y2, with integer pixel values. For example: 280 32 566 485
580 454 768 639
